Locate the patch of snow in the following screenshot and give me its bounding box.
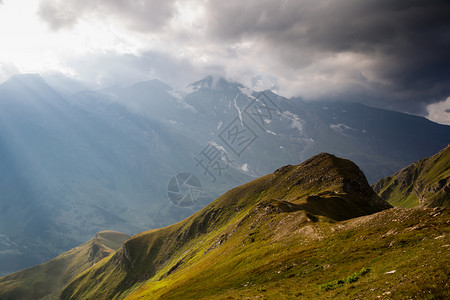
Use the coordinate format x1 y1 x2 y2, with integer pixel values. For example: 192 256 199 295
241 163 249 172
233 94 243 124
264 119 271 124
280 146 284 149
217 120 223 131
181 84 199 93
266 129 277 135
329 123 356 134
385 270 396 274
210 141 227 154
281 111 305 133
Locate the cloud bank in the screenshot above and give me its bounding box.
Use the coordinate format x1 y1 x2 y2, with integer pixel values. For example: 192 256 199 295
13 0 450 122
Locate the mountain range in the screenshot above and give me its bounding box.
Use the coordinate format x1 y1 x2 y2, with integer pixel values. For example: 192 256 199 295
0 73 449 276
1 148 448 299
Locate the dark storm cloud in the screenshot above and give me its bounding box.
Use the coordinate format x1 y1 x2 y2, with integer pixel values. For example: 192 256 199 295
204 0 450 114
37 0 450 116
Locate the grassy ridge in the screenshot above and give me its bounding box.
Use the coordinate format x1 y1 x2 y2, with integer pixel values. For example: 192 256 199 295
60 153 393 299
0 231 130 300
373 145 450 208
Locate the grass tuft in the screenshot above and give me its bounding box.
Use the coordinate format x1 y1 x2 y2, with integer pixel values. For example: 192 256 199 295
320 267 371 291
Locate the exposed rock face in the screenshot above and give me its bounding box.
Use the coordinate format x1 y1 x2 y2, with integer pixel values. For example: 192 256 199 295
282 153 392 220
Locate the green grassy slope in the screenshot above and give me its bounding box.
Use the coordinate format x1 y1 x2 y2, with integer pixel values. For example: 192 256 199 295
125 207 449 300
60 153 393 299
0 231 130 300
373 145 450 208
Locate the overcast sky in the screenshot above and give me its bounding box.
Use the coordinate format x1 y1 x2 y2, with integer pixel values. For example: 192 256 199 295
0 0 449 124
